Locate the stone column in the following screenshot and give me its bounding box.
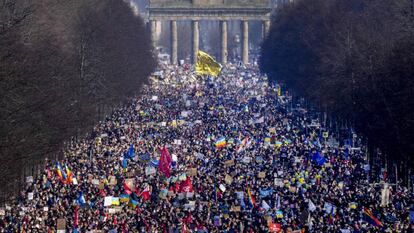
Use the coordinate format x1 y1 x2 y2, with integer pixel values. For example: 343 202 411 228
150 20 157 49
241 20 249 64
170 20 178 65
262 20 270 39
155 21 162 41
220 20 228 64
191 20 199 64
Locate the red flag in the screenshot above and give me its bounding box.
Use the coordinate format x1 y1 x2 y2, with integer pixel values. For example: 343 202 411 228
113 215 117 225
134 186 141 197
159 146 172 178
140 185 151 201
180 177 194 193
182 213 193 224
123 181 133 195
182 224 188 233
74 206 79 227
122 222 127 233
99 189 107 197
47 169 52 179
175 183 180 192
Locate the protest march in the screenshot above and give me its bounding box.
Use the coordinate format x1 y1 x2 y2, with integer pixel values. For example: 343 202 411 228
0 53 413 232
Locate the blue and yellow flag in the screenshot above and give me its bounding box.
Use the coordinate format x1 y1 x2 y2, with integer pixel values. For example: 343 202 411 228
195 51 222 77
119 194 130 203
129 198 138 209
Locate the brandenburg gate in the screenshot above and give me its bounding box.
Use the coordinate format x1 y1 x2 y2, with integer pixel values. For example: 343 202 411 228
148 0 272 64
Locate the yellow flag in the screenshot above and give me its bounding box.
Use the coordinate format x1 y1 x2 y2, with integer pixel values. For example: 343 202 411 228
195 50 222 77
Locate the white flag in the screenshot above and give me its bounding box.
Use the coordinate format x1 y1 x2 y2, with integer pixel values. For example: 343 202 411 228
308 199 316 212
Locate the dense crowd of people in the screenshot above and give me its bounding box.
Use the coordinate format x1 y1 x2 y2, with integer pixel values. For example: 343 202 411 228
0 63 413 232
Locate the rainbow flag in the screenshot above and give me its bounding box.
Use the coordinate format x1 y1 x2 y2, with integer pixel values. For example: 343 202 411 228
215 137 227 149
247 188 255 207
362 207 383 228
55 162 67 181
65 164 73 184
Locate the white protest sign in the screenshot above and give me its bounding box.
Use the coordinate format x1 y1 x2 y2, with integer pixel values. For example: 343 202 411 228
172 154 178 162
26 176 33 183
28 192 33 200
104 196 113 207
92 179 100 186
186 100 191 107
145 166 156 176
274 178 284 187
186 192 194 199
181 111 189 118
219 184 226 192
242 157 252 163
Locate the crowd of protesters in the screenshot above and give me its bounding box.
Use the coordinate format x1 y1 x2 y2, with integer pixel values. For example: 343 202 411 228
0 63 413 233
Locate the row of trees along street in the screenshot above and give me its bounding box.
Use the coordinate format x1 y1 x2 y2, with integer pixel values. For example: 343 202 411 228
260 0 414 185
0 0 156 200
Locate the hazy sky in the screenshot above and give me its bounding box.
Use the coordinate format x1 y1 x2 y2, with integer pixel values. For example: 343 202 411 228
131 0 148 13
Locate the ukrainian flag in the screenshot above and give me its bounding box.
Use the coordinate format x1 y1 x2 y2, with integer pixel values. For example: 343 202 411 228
120 194 130 203
276 210 284 219
195 51 222 77
111 197 120 206
129 198 138 209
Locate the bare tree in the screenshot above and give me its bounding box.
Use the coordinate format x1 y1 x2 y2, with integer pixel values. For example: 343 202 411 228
0 0 156 200
260 0 414 183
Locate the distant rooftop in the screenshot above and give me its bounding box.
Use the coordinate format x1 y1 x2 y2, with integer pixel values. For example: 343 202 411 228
149 0 271 8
